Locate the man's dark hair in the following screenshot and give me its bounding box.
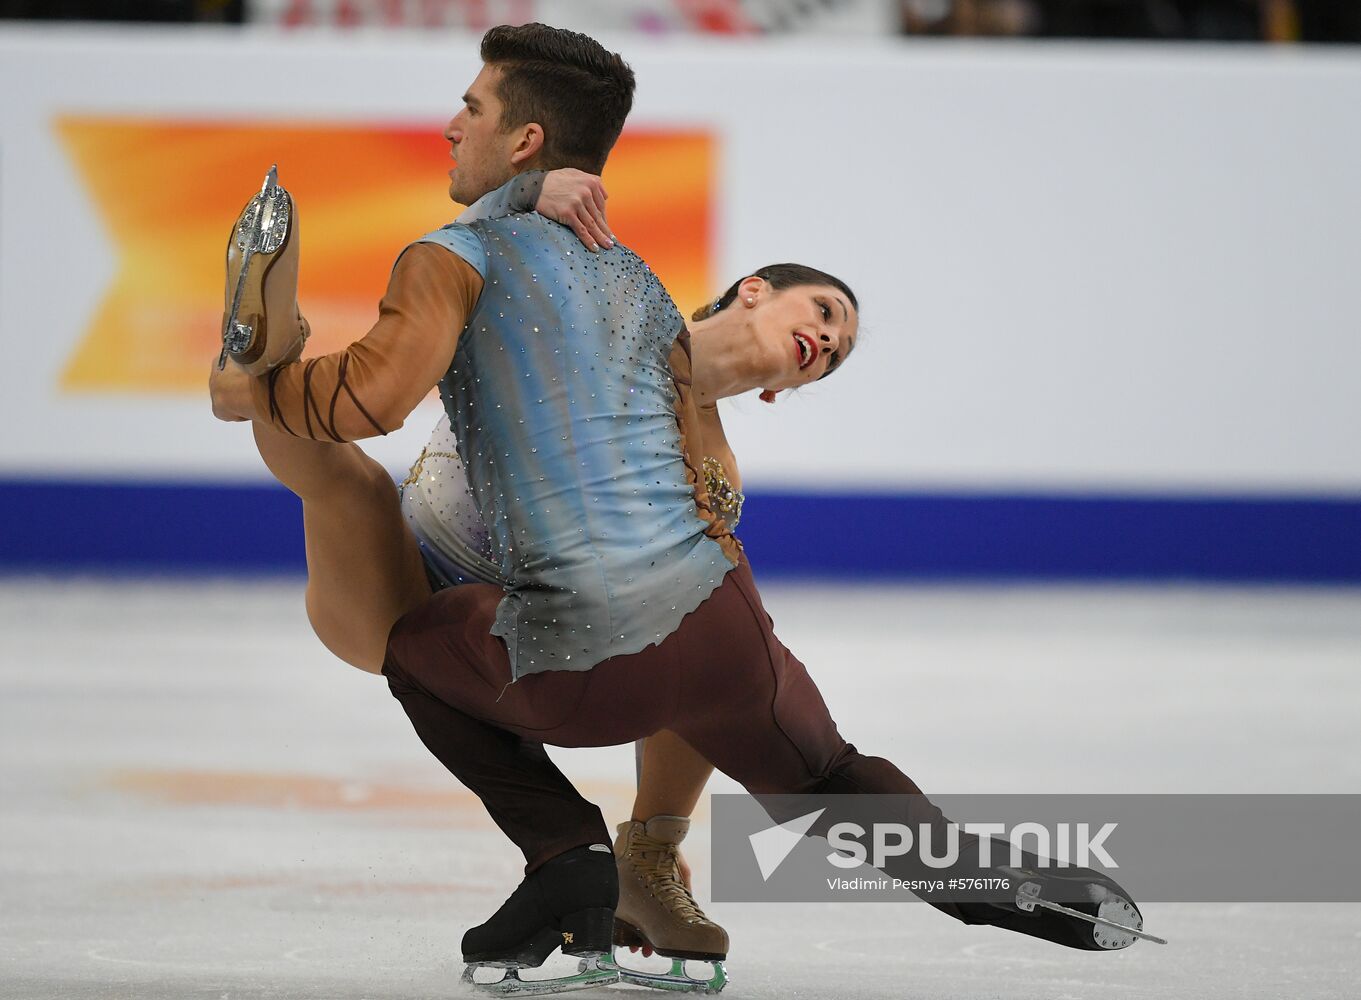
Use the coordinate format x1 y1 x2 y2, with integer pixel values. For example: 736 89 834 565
480 23 636 174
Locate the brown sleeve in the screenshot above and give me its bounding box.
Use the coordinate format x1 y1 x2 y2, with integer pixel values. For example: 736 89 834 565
248 241 484 442
668 329 742 564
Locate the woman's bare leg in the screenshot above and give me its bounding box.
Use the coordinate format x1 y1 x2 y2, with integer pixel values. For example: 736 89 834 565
252 422 431 672
631 729 715 892
633 729 714 821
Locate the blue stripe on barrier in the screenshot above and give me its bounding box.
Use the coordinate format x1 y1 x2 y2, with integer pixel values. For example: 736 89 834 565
738 491 1361 583
0 479 305 575
2 478 1359 582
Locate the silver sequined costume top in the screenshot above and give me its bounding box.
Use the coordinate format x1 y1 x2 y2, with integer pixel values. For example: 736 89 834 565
400 421 504 589
413 174 735 679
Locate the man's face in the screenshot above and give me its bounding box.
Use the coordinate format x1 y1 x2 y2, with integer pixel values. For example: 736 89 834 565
444 65 521 206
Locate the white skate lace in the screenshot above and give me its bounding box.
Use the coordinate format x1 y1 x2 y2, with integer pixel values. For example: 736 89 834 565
628 834 713 926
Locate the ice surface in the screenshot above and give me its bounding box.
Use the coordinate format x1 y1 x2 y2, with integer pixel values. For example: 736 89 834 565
2 578 1358 999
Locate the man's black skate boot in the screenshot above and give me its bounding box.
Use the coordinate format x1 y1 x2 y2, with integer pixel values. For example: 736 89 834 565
462 844 619 978
960 860 1165 951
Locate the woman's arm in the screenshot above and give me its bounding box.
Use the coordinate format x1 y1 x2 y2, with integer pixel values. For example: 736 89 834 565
457 168 614 251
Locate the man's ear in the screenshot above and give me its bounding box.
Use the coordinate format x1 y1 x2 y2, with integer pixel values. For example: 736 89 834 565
509 123 546 166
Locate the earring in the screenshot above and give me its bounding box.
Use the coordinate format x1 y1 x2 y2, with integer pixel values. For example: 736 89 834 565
744 297 755 306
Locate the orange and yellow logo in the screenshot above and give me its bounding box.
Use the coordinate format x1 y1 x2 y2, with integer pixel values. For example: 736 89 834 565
55 117 714 394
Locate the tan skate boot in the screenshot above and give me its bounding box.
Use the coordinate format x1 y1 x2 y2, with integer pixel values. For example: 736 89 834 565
219 165 308 376
612 815 728 993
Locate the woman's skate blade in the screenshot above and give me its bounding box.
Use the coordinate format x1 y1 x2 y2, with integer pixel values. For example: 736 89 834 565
611 818 728 992
459 953 619 996
611 951 728 994
220 164 304 374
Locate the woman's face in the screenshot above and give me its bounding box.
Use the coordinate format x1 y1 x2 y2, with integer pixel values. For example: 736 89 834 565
746 282 859 392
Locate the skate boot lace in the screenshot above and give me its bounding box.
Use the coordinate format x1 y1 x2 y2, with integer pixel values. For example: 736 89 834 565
627 833 714 926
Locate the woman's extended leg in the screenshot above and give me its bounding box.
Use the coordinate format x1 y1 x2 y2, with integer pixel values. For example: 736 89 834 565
252 421 431 672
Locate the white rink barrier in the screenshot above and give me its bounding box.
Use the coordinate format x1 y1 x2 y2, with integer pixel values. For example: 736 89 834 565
0 28 1358 579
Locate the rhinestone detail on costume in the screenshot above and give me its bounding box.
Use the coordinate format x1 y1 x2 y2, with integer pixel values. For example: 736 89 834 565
701 457 743 531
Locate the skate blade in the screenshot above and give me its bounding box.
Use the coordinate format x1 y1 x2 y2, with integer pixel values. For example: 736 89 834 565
461 953 619 996
613 953 727 994
1016 883 1168 947
235 165 291 256
221 165 294 367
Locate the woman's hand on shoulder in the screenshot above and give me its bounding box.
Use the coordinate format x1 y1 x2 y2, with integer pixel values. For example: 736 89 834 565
536 169 614 252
